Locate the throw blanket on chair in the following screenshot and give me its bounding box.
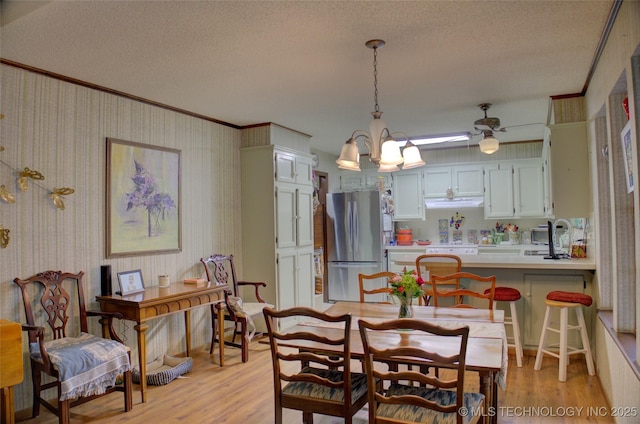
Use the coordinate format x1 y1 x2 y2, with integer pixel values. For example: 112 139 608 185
30 332 131 401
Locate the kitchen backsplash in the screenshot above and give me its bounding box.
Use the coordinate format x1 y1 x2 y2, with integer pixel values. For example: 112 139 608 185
395 207 588 246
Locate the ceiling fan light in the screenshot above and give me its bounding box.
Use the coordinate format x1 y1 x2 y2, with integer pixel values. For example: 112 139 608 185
401 142 426 169
379 139 404 166
479 135 500 154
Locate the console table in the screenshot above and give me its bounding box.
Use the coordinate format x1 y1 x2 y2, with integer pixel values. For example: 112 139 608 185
97 282 228 403
0 320 23 424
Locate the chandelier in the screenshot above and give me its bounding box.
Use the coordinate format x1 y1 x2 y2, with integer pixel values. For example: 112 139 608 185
336 40 425 172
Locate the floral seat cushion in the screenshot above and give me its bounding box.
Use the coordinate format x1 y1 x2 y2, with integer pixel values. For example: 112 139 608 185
282 366 368 405
376 383 485 424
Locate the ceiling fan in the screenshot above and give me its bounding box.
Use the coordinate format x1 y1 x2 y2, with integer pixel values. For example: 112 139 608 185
473 103 504 154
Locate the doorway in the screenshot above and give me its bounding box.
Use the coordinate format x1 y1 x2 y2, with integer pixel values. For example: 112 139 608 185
312 171 328 302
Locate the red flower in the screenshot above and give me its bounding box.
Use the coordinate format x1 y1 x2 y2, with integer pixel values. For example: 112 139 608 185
416 277 425 285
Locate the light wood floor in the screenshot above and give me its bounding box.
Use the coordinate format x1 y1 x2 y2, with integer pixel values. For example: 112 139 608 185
15 339 613 424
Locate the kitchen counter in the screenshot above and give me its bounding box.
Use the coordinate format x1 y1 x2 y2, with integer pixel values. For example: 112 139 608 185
386 244 595 271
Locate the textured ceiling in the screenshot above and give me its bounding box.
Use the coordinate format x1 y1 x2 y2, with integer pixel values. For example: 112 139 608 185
1 1 614 156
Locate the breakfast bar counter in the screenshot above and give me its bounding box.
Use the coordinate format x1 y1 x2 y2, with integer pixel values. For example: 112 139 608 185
386 244 596 271
386 244 596 350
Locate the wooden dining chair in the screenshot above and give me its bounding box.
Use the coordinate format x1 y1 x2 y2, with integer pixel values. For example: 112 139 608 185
262 306 369 424
358 318 484 424
13 270 133 424
415 254 462 305
358 271 396 303
201 254 272 363
430 272 496 309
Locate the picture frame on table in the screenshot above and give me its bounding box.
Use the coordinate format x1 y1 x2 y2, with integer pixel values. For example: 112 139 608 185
106 138 182 258
117 269 145 295
620 121 634 193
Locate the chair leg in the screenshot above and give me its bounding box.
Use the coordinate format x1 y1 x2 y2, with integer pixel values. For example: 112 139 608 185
558 306 571 381
534 305 552 371
31 368 41 418
241 318 249 363
58 398 70 424
302 411 314 424
575 307 595 376
509 301 524 368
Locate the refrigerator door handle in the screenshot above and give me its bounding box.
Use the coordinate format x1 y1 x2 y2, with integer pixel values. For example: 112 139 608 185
352 200 358 254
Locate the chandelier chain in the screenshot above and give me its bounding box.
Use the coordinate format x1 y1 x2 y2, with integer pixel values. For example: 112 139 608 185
373 46 380 113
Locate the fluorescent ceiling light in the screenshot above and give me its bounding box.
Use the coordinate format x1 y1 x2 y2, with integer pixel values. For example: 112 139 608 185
395 132 471 147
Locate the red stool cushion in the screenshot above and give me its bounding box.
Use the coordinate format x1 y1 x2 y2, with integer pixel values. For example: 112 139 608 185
546 290 593 307
485 287 521 301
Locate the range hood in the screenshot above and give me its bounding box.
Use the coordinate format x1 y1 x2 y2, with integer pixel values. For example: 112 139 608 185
424 196 484 209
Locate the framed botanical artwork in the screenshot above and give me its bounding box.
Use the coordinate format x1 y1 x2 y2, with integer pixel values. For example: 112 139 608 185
620 121 634 193
117 269 145 296
106 138 181 257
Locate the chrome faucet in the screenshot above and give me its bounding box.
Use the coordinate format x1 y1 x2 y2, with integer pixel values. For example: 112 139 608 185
552 219 572 252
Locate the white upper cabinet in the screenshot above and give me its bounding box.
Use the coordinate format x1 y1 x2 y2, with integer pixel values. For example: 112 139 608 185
392 170 424 221
275 151 313 186
339 170 392 191
484 159 546 219
484 163 514 218
275 183 314 249
547 122 590 218
514 160 546 217
453 165 484 197
424 165 484 197
423 166 452 197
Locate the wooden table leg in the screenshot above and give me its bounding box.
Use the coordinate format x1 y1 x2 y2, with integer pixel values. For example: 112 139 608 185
184 310 191 357
218 304 225 367
479 371 492 424
491 372 498 424
134 323 148 403
1 386 15 424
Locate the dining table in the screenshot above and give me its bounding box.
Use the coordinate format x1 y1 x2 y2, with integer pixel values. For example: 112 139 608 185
281 301 506 424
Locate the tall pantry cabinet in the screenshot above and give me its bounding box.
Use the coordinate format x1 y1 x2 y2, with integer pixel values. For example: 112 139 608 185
240 125 315 328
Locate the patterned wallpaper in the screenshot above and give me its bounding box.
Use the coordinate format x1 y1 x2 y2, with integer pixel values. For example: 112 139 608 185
0 64 243 410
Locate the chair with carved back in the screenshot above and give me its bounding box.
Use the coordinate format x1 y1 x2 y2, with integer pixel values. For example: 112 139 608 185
200 254 272 363
358 318 484 424
415 254 462 305
13 270 133 424
430 272 496 309
358 271 396 303
263 306 369 424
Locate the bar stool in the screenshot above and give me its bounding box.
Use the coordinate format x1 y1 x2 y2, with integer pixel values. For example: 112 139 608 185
485 287 524 367
534 290 595 382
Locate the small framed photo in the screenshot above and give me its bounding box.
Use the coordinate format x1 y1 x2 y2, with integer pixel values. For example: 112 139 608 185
620 121 634 193
117 269 145 295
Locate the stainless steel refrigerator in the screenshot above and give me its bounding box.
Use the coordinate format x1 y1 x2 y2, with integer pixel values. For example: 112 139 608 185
326 191 389 302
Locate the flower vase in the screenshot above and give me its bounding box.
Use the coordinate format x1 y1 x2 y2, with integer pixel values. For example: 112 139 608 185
398 298 412 318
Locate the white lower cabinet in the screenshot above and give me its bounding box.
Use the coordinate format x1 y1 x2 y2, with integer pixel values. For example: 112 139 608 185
277 248 314 328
